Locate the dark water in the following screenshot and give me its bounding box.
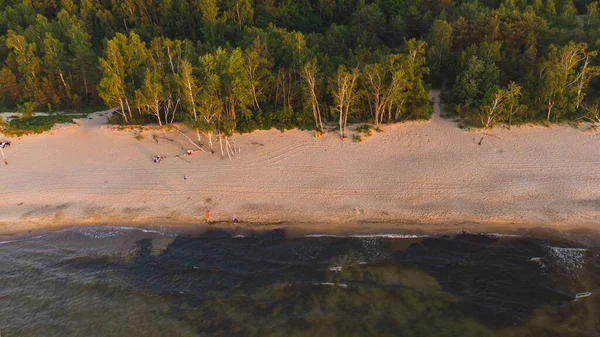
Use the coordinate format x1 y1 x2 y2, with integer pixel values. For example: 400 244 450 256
1 226 599 337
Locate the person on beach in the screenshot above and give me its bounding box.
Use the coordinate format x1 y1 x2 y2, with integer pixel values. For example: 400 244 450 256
0 141 10 148
233 214 238 223
205 210 211 223
153 155 162 163
187 149 193 155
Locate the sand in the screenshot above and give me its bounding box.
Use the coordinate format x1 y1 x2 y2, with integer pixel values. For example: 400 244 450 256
2 90 600 235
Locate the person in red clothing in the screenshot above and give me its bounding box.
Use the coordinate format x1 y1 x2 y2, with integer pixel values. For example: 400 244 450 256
205 210 211 223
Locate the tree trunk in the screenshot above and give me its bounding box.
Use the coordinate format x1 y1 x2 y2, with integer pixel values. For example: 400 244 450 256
251 84 261 110
219 134 225 159
81 65 89 102
119 98 128 123
155 104 162 126
0 147 7 165
124 96 133 120
343 106 349 139
208 133 214 152
225 137 233 160
339 105 344 139
196 130 202 147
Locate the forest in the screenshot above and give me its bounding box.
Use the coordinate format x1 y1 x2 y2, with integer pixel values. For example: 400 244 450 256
2 0 600 139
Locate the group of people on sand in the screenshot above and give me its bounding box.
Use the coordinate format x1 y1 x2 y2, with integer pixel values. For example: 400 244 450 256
0 141 10 148
204 210 239 224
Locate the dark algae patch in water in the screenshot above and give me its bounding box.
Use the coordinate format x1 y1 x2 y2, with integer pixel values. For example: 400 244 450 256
0 226 599 336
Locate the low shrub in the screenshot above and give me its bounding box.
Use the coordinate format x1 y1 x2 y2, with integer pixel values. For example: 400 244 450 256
4 114 86 136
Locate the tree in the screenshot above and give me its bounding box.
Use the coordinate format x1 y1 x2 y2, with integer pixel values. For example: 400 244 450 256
403 39 431 120
363 54 410 125
135 69 163 125
426 19 453 82
301 60 324 131
5 31 44 106
504 81 522 129
148 37 184 124
224 0 253 29
539 42 598 122
197 53 223 152
178 59 201 128
221 47 252 130
331 65 360 140
453 55 501 115
43 33 71 103
98 32 150 123
197 0 219 43
98 37 129 122
480 88 506 129
59 10 96 103
244 36 273 111
581 98 600 126
0 67 20 105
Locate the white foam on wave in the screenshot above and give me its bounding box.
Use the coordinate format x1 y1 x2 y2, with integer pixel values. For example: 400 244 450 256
0 234 47 245
303 234 342 238
303 234 426 239
576 292 592 299
349 234 427 239
74 226 175 239
329 266 342 272
482 233 522 238
232 235 246 238
316 282 348 289
548 246 588 270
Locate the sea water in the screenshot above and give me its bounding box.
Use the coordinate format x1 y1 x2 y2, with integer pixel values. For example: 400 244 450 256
0 226 599 337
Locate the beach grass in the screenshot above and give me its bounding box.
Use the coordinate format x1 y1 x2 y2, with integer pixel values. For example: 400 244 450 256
3 114 87 136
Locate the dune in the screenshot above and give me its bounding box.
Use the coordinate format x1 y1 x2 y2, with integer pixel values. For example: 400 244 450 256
2 90 600 235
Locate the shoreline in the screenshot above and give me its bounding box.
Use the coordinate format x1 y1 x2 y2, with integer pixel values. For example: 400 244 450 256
3 91 600 236
2 216 599 240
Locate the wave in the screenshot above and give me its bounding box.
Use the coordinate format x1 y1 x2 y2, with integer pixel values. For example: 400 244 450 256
575 292 592 299
481 233 522 238
548 246 588 270
303 234 427 239
69 226 175 239
0 234 48 245
315 282 348 289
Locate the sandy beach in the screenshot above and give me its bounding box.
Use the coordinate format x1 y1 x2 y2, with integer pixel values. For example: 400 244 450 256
2 91 600 235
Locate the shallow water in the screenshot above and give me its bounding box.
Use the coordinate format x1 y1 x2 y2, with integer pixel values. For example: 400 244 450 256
0 226 599 337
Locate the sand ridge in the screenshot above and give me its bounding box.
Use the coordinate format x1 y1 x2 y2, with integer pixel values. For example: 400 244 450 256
2 90 600 234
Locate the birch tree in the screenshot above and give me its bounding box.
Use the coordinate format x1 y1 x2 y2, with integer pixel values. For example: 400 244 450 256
540 42 599 122
480 88 506 129
43 33 71 103
224 0 253 29
244 36 272 111
198 53 223 152
505 81 522 129
331 65 360 139
363 54 408 125
301 60 324 131
5 31 44 106
99 38 130 122
135 69 163 125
